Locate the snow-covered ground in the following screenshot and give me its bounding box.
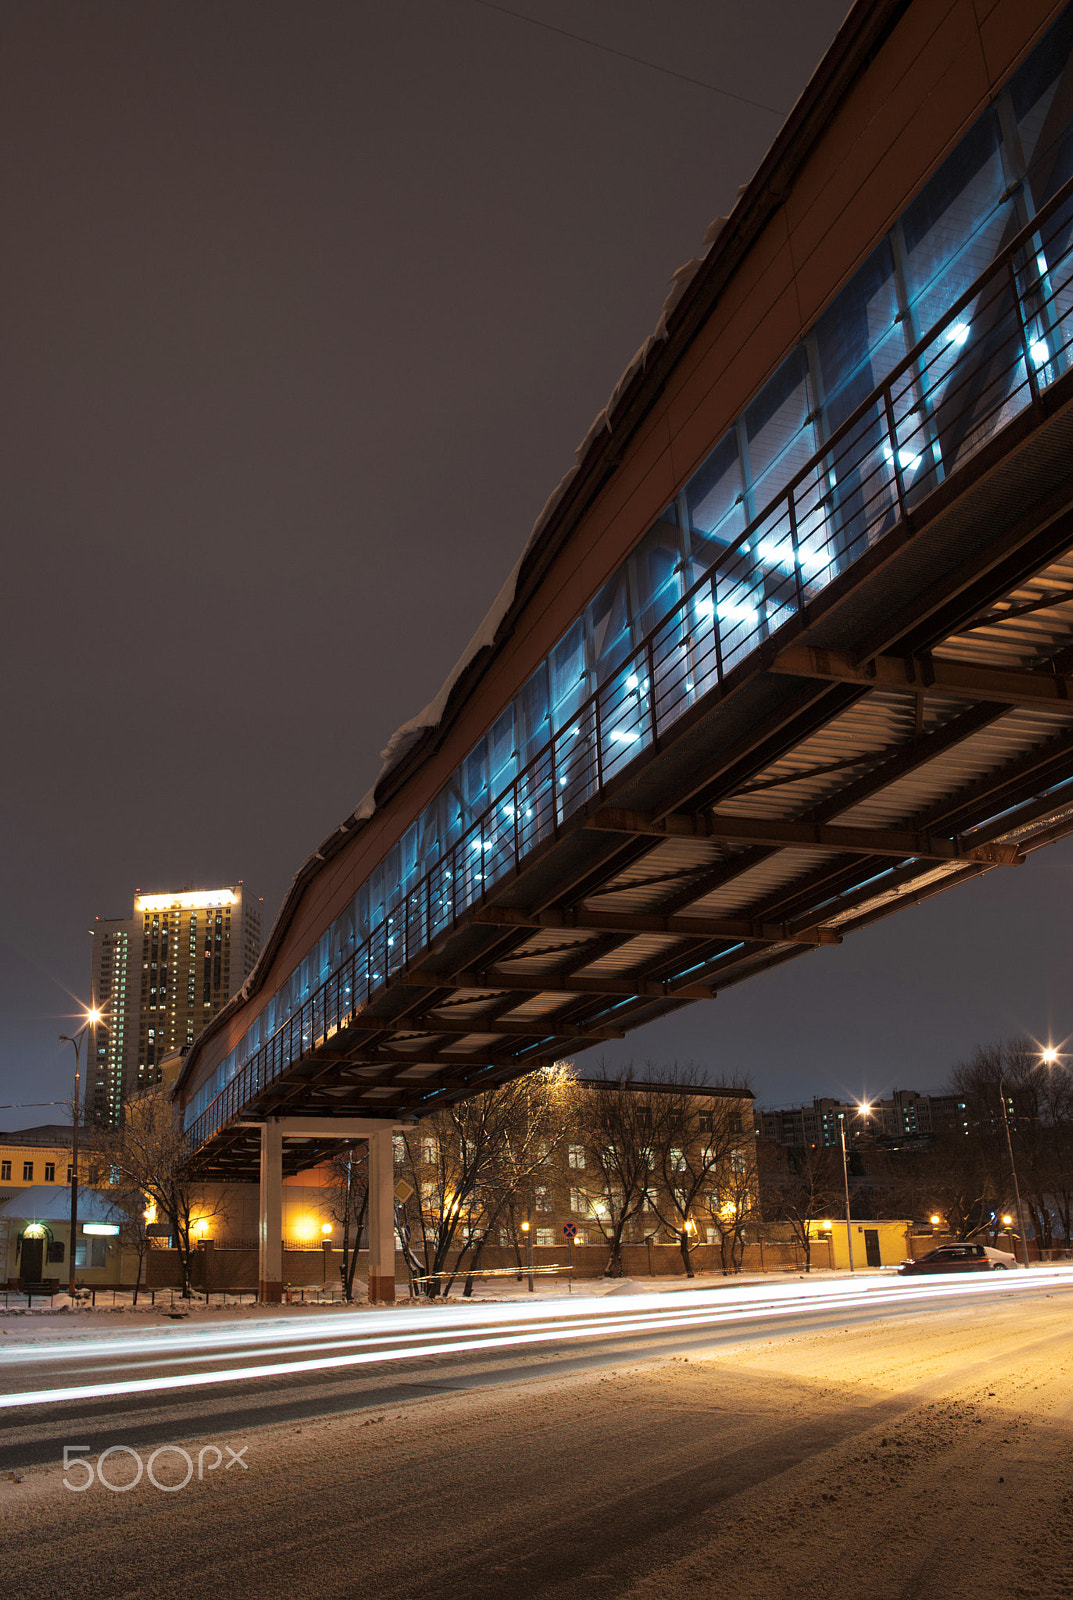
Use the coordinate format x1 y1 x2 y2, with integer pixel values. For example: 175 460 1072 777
2 1281 1072 1599
0 1268 885 1335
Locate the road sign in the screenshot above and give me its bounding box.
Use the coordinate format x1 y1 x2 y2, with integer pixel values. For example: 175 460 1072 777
562 1222 577 1238
394 1179 414 1203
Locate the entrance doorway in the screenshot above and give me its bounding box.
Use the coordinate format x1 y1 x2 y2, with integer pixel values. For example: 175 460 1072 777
864 1229 882 1268
20 1236 45 1282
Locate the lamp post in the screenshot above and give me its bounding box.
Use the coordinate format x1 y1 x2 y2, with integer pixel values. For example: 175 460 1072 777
996 1044 1068 1267
59 1008 101 1297
837 1113 855 1272
521 1217 534 1292
998 1075 1032 1270
838 1102 872 1273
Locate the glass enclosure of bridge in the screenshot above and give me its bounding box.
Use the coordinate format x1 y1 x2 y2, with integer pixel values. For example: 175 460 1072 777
185 11 1073 1148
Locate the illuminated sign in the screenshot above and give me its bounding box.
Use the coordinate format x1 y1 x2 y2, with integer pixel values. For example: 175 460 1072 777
135 889 238 913
82 1223 120 1236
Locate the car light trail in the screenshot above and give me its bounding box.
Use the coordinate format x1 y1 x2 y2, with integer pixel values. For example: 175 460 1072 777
1 1269 1069 1411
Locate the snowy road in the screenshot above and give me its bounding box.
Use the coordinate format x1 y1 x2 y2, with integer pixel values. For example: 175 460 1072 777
3 1272 1073 1598
0 1269 1066 1460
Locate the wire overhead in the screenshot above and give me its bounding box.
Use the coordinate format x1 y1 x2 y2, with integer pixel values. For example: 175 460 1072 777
467 0 786 116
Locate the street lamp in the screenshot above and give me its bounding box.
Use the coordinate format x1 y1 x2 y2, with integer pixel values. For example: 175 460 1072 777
59 1007 101 1297
838 1102 872 1273
998 1075 1032 1270
520 1218 534 1292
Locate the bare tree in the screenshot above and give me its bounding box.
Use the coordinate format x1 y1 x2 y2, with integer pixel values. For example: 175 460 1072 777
110 1188 154 1302
322 1143 368 1301
949 1037 1073 1250
397 1064 576 1297
573 1069 679 1278
643 1076 754 1277
758 1140 844 1272
886 1130 996 1241
102 1091 228 1298
705 1140 760 1275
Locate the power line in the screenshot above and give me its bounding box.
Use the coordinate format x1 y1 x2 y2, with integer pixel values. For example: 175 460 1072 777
467 0 785 117
0 1101 69 1110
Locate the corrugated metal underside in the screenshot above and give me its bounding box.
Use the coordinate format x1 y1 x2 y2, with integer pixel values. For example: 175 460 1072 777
193 377 1073 1177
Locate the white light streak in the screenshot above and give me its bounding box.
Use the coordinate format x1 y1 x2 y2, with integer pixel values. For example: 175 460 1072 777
2 1270 1068 1411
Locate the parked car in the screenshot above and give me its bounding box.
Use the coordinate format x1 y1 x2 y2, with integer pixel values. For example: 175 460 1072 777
897 1242 1018 1275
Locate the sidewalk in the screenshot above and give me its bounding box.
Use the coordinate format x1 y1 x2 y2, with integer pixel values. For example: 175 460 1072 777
0 1266 903 1338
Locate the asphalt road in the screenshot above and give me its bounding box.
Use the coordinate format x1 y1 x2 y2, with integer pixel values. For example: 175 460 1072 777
4 1272 1073 1600
0 1270 1066 1472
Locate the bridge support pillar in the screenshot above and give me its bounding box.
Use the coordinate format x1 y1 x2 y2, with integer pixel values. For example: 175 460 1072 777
366 1127 396 1304
259 1118 283 1303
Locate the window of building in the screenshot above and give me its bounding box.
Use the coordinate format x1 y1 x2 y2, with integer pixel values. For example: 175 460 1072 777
534 1185 551 1211
22 1162 32 1182
0 1161 10 1181
74 1238 108 1269
44 1163 55 1182
569 1186 588 1215
536 1228 554 1248
567 1145 585 1169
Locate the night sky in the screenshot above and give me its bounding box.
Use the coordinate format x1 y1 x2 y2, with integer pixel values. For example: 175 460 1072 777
4 0 1069 1125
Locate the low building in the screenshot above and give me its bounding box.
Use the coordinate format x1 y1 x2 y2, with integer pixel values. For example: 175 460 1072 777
819 1218 914 1270
0 1185 128 1288
0 1125 74 1200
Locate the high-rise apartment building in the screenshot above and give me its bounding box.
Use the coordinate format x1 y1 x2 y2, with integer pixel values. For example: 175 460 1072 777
89 885 261 1125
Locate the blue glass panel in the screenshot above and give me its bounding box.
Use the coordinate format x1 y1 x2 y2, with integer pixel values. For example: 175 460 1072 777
461 737 488 817
549 619 587 732
745 345 814 511
487 703 517 798
1010 7 1073 209
813 238 907 565
587 568 633 685
902 111 1010 325
516 661 550 766
597 653 653 781
631 508 683 637
685 430 744 565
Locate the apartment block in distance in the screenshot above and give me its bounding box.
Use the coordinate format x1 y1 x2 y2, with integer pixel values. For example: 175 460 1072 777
89 885 262 1125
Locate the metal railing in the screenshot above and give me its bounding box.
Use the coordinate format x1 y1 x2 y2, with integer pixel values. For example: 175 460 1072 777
186 174 1073 1152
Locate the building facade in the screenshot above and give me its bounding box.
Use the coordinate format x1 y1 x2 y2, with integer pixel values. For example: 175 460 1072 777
755 1089 971 1147
0 1126 74 1200
89 886 261 1125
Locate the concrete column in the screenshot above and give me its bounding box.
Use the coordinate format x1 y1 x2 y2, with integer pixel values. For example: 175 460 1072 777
259 1119 283 1303
366 1127 396 1304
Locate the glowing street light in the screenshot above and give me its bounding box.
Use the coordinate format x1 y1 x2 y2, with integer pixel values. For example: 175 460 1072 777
838 1102 872 1273
59 1006 102 1298
520 1217 534 1293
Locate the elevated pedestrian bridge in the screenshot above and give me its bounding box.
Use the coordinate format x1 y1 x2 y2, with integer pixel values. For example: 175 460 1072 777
177 2 1073 1194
